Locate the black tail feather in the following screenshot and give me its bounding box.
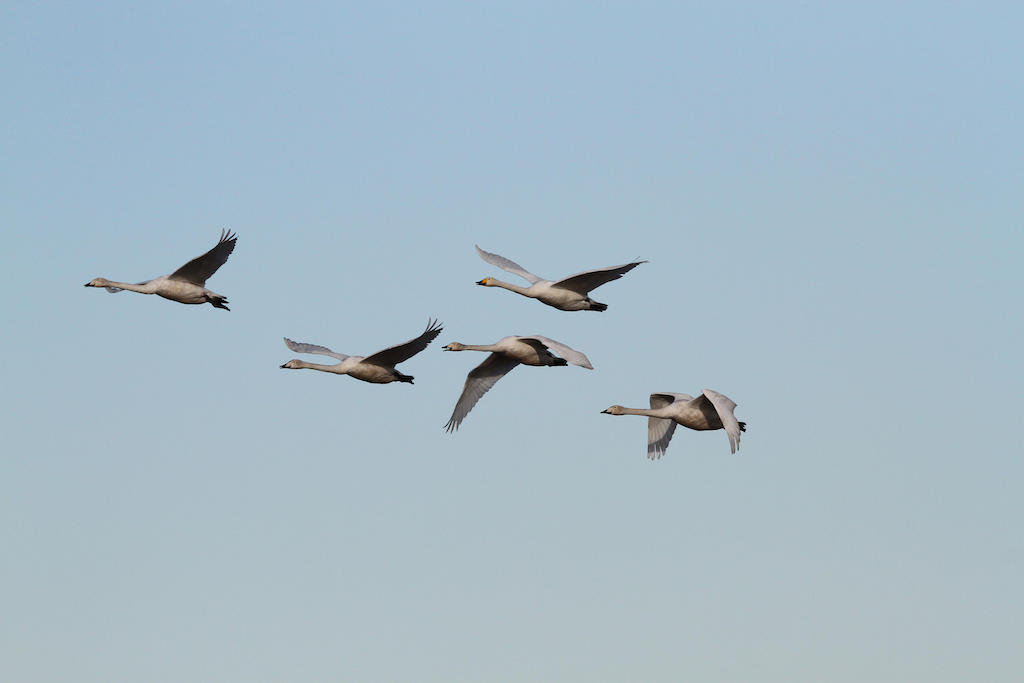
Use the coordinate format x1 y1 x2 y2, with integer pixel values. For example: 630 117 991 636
395 372 414 384
207 294 230 311
587 299 608 312
739 422 747 432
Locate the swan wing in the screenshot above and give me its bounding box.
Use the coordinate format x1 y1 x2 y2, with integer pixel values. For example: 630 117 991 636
647 417 677 460
283 337 349 361
521 335 593 369
651 392 693 407
364 318 444 367
647 393 687 459
169 229 237 285
444 353 519 432
475 245 542 284
701 388 742 453
550 260 646 295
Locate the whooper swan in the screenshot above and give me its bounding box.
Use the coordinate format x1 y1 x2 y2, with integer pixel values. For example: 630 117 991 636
280 319 443 385
443 335 592 431
85 230 238 310
475 245 645 312
602 389 746 458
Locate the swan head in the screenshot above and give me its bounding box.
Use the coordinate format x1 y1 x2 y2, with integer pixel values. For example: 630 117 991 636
476 277 494 286
84 278 109 287
601 405 626 415
443 342 466 352
280 359 303 369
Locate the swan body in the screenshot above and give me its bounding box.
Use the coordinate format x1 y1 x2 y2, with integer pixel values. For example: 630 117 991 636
443 335 593 431
85 230 238 310
280 319 443 385
475 245 645 312
602 389 746 458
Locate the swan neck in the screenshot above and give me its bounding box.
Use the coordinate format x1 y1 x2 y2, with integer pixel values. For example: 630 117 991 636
459 344 500 352
299 361 345 373
620 407 657 417
491 279 531 295
106 280 153 293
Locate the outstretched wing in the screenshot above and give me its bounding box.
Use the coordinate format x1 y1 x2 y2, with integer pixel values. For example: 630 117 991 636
520 335 594 369
551 260 646 295
475 245 543 284
363 319 444 367
701 388 742 453
169 229 237 285
283 337 349 361
647 392 688 459
444 353 519 432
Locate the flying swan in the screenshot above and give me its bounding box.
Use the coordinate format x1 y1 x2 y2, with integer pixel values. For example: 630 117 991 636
474 245 645 312
280 319 443 384
85 229 238 310
443 335 593 431
601 389 746 458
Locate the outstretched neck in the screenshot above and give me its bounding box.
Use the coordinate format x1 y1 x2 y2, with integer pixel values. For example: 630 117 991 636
455 343 502 352
103 280 157 294
619 406 659 417
294 360 346 373
488 279 533 296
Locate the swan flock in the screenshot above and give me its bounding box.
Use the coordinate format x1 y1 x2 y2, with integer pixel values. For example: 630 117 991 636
86 234 746 459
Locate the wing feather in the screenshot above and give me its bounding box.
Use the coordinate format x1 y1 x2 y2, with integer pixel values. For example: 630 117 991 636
283 337 349 361
169 229 237 285
520 335 593 369
647 417 677 460
364 319 443 367
444 354 519 432
475 245 542 284
647 393 687 459
701 389 742 453
550 260 646 295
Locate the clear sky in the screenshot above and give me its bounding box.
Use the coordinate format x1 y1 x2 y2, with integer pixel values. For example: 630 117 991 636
2 2 1022 681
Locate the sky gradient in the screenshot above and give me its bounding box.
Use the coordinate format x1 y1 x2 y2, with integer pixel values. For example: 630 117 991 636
2 2 1022 681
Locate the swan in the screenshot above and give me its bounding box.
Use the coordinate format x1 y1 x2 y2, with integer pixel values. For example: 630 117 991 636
601 389 746 458
280 319 443 384
474 245 646 312
84 229 238 310
443 335 593 431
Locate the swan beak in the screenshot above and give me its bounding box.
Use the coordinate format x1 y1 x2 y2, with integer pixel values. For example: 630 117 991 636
476 278 488 286
600 409 610 414
83 282 91 287
279 363 288 368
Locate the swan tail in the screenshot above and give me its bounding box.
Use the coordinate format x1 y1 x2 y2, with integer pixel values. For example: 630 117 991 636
549 357 568 367
586 299 608 312
739 422 747 432
206 294 231 311
394 371 414 384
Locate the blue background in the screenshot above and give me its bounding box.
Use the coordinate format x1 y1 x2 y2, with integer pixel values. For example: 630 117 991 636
2 2 1021 681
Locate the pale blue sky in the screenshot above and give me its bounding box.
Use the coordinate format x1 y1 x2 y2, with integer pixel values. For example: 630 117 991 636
2 2 1022 681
